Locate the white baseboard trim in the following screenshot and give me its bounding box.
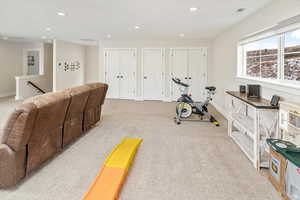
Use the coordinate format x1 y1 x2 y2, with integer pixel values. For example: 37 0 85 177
135 96 144 101
15 95 25 101
211 101 229 119
163 98 172 102
0 92 16 98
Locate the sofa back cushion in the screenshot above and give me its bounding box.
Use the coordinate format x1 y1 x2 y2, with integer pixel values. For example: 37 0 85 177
1 103 37 152
62 85 90 146
83 83 108 131
24 91 70 172
85 83 108 109
65 85 90 120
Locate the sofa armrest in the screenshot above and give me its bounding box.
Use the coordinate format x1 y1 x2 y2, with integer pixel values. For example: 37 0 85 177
0 144 26 187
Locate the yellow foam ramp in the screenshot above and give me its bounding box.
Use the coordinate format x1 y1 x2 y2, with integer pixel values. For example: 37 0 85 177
104 138 142 170
82 138 142 200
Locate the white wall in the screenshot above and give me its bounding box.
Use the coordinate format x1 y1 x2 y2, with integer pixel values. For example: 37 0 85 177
53 40 85 91
43 43 53 91
0 40 23 96
85 45 99 83
211 0 300 114
98 39 212 99
15 43 53 100
0 40 49 98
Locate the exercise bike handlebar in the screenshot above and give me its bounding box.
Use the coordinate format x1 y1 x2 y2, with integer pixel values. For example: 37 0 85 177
172 77 190 87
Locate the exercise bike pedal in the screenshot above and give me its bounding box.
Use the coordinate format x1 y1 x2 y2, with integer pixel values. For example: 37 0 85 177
210 116 220 127
174 119 181 125
212 121 220 127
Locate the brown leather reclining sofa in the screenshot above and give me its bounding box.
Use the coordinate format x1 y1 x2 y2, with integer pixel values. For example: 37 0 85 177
0 83 108 187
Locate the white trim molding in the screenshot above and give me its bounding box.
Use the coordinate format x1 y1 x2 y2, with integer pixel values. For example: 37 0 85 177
0 92 16 98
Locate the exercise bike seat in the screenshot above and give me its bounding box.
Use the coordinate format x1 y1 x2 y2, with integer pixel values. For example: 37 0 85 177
205 86 216 91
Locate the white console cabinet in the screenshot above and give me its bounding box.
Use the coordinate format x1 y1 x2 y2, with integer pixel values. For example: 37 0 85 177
226 91 279 169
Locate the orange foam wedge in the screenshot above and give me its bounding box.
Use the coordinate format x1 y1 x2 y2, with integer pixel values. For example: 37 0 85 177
82 138 142 200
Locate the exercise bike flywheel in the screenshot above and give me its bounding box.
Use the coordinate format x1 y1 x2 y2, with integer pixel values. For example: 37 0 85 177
176 103 192 118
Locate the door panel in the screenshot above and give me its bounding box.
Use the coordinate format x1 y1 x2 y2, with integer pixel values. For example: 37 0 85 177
119 50 136 99
170 49 188 101
142 49 164 100
105 50 119 98
189 48 206 102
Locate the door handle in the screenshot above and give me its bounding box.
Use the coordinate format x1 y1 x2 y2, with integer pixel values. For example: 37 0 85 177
184 77 188 79
144 76 147 79
116 75 120 78
189 77 192 80
120 75 124 79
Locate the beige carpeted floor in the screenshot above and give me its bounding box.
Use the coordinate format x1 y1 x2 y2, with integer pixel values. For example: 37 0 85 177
0 98 280 200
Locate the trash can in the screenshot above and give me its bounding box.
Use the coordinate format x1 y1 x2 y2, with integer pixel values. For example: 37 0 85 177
267 139 300 199
269 147 286 194
285 160 300 200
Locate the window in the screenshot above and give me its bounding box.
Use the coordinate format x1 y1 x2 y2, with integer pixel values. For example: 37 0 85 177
284 29 300 81
239 28 300 84
244 36 278 79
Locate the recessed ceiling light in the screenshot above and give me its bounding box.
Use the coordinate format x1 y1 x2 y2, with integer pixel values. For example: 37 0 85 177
134 25 140 30
190 7 198 12
236 8 246 13
45 27 52 31
107 34 112 39
179 33 185 37
57 12 66 16
2 36 8 40
41 36 47 39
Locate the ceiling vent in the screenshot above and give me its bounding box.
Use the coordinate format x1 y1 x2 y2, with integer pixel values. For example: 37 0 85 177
80 38 96 42
236 8 246 13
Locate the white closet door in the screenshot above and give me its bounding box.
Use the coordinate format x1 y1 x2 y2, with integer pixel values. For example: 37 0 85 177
170 49 189 101
105 50 120 99
142 49 164 100
189 48 207 102
119 49 137 99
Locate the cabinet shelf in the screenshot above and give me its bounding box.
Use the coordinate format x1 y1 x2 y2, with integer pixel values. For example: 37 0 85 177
232 113 255 139
231 131 254 163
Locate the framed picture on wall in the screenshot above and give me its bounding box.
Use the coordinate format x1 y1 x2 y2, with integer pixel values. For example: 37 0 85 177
27 56 35 66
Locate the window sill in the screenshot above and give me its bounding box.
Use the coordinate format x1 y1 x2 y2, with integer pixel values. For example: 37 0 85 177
236 76 300 96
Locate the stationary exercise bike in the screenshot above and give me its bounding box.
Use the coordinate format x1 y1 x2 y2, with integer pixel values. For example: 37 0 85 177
172 77 220 126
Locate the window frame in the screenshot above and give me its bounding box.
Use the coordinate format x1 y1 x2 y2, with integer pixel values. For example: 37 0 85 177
237 24 300 89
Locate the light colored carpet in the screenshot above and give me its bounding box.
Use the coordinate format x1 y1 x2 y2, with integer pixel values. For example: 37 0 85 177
0 99 280 200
